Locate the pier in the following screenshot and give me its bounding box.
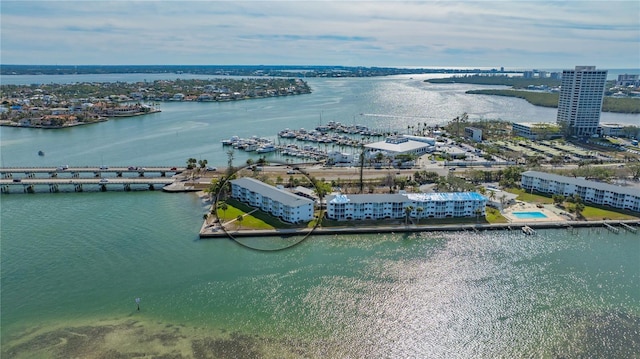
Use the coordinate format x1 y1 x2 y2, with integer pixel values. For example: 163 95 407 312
604 222 620 234
620 222 638 233
521 225 536 235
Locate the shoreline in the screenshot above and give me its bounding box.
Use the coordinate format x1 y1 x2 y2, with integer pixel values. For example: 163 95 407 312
200 219 640 238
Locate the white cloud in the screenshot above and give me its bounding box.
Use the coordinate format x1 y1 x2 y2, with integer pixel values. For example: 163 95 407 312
1 1 638 68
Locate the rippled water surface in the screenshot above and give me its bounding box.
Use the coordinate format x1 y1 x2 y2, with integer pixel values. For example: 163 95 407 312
1 74 639 357
2 193 639 358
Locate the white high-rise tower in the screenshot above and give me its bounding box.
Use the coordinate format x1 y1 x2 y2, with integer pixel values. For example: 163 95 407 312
556 66 607 137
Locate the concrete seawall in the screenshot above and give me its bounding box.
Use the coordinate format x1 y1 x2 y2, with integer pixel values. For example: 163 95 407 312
200 219 640 239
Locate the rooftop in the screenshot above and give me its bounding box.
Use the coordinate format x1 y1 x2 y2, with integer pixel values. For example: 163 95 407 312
365 138 432 154
327 192 486 204
522 171 639 197
232 177 315 207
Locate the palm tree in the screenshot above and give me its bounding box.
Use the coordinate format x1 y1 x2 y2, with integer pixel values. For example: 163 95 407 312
186 157 197 169
404 205 414 225
236 215 243 230
474 207 483 223
218 201 228 222
416 206 424 225
499 194 507 209
574 202 585 219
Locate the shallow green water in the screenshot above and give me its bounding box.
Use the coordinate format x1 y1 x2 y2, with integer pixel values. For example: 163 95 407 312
2 192 639 357
1 73 639 357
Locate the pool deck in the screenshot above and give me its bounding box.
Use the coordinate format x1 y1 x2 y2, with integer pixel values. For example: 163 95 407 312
503 202 567 223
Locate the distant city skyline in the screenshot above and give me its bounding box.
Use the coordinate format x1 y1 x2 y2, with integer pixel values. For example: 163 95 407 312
1 1 639 68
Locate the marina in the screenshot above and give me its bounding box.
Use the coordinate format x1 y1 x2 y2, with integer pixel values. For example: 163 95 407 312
221 121 391 161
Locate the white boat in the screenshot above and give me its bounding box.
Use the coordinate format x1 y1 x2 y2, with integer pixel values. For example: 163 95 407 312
256 144 276 153
221 136 239 146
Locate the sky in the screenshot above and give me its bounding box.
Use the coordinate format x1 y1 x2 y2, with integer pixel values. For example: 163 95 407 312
1 1 639 69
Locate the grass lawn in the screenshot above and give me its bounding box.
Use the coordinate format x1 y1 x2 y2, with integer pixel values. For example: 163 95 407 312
217 198 318 230
580 205 639 221
506 188 554 204
485 208 509 223
216 205 275 230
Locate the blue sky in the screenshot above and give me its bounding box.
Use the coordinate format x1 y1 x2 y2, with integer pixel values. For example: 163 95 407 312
1 1 638 68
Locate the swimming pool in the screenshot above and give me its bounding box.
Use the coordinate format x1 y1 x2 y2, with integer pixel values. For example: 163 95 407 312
511 211 548 219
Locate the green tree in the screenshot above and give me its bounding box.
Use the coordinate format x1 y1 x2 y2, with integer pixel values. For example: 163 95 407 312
416 207 424 225
236 215 243 230
375 152 385 164
552 194 565 205
226 149 235 177
218 201 228 222
312 179 331 200
574 202 585 219
404 205 414 225
186 157 197 169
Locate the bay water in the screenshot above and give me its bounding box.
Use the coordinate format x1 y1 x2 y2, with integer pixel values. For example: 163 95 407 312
1 73 639 357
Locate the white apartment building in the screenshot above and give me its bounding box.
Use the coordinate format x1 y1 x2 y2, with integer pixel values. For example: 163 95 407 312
599 123 626 137
326 192 487 221
556 66 607 137
512 122 562 140
464 127 483 142
520 171 640 212
230 177 315 223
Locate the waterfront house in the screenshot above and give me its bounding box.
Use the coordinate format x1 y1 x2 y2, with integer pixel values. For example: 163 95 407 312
230 177 315 223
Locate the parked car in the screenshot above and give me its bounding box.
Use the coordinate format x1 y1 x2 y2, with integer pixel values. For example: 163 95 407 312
99 178 109 183
170 167 177 170
100 165 109 170
128 166 136 170
449 167 456 171
13 178 21 182
207 166 217 171
286 169 296 174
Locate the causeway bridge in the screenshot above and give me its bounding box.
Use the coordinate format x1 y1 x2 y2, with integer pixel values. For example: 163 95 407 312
0 166 185 178
0 166 188 193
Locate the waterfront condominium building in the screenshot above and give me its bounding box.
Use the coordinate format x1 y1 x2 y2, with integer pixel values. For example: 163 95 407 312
556 66 607 137
230 177 314 223
520 171 640 212
326 192 487 221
